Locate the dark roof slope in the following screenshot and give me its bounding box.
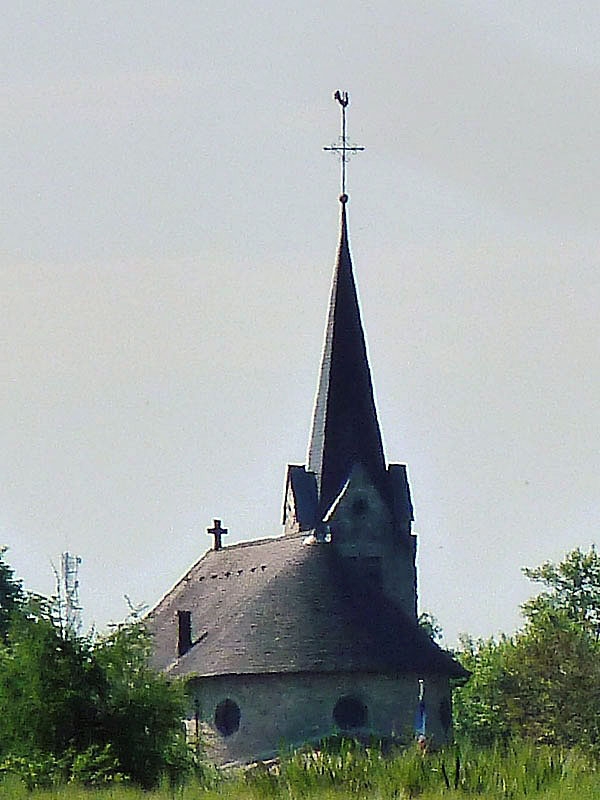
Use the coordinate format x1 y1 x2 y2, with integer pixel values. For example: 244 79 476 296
147 534 466 679
307 203 387 517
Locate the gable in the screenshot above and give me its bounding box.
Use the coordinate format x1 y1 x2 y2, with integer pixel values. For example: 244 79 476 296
323 463 392 557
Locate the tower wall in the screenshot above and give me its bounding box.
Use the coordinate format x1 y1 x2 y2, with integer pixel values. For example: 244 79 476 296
324 465 417 619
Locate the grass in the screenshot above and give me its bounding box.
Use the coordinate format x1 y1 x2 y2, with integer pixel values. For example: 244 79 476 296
1 740 598 800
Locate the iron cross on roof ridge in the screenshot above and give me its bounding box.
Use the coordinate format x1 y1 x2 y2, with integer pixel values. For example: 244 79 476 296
323 90 365 202
207 518 228 551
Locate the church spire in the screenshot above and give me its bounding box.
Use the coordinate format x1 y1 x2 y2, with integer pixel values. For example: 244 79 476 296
307 196 386 516
307 93 385 515
283 93 413 545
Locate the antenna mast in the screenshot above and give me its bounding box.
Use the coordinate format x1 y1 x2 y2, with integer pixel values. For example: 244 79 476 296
60 552 82 637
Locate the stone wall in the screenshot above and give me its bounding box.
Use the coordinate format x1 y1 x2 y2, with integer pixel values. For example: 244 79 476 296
186 671 452 765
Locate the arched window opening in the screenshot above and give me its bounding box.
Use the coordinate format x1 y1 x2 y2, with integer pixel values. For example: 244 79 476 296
333 695 368 729
214 698 240 737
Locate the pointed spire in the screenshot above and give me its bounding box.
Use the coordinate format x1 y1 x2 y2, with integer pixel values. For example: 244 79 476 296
307 199 386 515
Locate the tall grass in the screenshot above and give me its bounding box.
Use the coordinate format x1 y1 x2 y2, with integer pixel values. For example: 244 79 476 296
269 738 598 799
4 740 598 800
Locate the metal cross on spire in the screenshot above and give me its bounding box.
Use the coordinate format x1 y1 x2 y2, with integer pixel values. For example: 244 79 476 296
323 90 365 202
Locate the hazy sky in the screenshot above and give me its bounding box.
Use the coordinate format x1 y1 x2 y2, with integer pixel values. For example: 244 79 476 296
2 2 599 645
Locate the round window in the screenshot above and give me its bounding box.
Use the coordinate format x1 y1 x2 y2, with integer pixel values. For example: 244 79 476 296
214 698 240 737
333 695 367 729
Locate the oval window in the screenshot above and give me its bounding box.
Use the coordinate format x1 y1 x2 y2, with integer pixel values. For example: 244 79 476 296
214 698 240 736
333 695 367 729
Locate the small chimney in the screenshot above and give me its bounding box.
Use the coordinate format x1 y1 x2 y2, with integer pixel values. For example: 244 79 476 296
177 610 192 657
207 518 228 551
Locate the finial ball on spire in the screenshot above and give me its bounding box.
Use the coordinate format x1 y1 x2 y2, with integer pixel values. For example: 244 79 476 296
339 193 348 204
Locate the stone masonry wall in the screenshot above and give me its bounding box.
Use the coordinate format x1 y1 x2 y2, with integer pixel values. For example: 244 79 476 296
186 671 451 765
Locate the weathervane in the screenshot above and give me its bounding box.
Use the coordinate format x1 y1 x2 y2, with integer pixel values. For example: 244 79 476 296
323 90 365 203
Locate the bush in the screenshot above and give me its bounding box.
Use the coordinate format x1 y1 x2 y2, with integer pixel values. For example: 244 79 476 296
69 744 127 786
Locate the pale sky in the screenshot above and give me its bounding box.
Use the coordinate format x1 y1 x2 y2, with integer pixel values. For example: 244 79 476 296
2 2 599 645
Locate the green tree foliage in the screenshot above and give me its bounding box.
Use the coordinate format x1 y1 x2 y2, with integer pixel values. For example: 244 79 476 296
452 634 513 746
418 611 443 642
93 618 188 788
454 545 600 752
0 554 188 787
502 610 600 749
522 545 600 641
0 607 105 758
0 547 24 639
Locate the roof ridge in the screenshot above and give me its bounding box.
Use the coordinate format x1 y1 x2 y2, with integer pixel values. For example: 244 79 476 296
146 532 307 617
221 532 305 551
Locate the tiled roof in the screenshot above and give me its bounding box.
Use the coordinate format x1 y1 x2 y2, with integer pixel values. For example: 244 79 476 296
147 533 466 679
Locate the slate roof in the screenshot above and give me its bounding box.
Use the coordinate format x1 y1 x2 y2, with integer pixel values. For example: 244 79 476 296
147 533 466 679
307 203 387 517
283 465 318 529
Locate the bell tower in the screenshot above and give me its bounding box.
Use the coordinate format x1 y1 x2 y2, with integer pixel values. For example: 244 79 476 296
282 92 417 618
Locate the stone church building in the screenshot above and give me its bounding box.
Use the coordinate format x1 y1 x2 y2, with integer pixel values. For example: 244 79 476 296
147 192 467 764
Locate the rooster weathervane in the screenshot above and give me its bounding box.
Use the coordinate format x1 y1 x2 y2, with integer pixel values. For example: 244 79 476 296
323 90 365 202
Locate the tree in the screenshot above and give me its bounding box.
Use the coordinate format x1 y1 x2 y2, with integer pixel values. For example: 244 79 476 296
0 603 106 759
0 547 24 640
418 611 443 642
92 617 188 788
452 634 514 746
0 554 189 787
501 609 600 749
454 546 600 752
522 545 600 641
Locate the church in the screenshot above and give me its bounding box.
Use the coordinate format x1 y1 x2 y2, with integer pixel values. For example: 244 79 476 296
147 96 467 765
